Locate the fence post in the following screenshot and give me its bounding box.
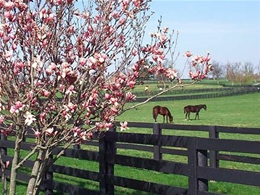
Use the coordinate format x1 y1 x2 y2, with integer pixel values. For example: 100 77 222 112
209 126 219 168
188 138 208 194
197 149 208 192
99 127 116 195
73 144 80 150
153 123 162 161
188 137 198 194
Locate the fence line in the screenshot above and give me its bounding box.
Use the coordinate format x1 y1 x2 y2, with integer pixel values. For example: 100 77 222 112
1 122 260 195
134 86 259 102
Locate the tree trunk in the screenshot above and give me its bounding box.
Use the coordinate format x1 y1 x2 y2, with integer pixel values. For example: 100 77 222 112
32 155 50 195
26 149 44 195
9 140 20 195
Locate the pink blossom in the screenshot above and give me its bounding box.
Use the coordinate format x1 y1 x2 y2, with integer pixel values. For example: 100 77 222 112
111 105 118 114
127 81 135 88
41 89 51 97
46 128 54 136
4 161 10 168
105 93 111 100
120 121 129 131
185 51 192 58
24 112 36 126
10 101 24 114
4 11 15 21
35 131 41 138
62 110 71 121
79 57 87 66
0 102 4 111
87 56 97 67
4 2 15 11
73 127 81 137
65 85 75 95
158 34 167 43
26 91 33 100
111 11 120 19
119 17 126 25
132 49 137 56
81 131 93 140
12 42 17 50
46 63 56 75
105 122 113 130
40 112 47 121
96 122 104 130
125 92 136 101
4 50 13 61
0 115 4 124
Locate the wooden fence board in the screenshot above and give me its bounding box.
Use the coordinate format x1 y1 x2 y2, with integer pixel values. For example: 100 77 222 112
108 175 190 195
51 164 100 182
216 126 260 134
106 154 190 176
52 147 99 161
219 154 260 165
105 132 192 147
116 143 153 152
197 138 260 154
198 167 260 186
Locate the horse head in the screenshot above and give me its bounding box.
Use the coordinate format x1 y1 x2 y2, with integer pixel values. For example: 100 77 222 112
169 115 173 123
203 104 207 111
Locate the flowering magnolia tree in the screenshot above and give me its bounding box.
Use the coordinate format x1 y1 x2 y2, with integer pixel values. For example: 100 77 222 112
0 0 211 194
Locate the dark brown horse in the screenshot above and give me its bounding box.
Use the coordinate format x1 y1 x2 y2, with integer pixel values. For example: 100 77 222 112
153 106 173 123
184 104 207 120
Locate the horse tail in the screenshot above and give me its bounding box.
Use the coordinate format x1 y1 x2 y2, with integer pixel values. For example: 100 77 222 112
153 110 156 120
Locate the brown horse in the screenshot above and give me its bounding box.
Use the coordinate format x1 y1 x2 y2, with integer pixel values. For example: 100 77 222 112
153 106 173 123
184 104 207 120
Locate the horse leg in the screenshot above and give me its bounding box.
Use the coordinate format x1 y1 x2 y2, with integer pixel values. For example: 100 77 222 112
154 114 157 122
163 115 165 123
195 112 198 120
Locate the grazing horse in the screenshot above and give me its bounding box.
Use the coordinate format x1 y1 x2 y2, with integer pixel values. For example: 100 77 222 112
153 106 173 123
184 104 207 120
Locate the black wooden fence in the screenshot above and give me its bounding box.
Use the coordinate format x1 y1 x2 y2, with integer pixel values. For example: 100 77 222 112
134 86 259 102
1 122 260 195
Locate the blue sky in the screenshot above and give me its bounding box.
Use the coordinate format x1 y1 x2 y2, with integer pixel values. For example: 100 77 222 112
144 1 260 77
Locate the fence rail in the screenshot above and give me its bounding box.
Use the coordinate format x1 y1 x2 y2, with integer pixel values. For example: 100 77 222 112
1 122 260 195
134 86 259 102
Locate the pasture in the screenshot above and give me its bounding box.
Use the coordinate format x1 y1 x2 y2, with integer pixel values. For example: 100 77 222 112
118 93 260 128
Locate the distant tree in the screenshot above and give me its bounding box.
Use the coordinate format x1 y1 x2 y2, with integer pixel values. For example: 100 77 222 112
225 62 238 85
225 61 255 85
254 60 260 82
210 60 224 83
241 61 255 84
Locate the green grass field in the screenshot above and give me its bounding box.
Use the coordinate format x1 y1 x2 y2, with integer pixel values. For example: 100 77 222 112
117 93 260 128
1 92 260 195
